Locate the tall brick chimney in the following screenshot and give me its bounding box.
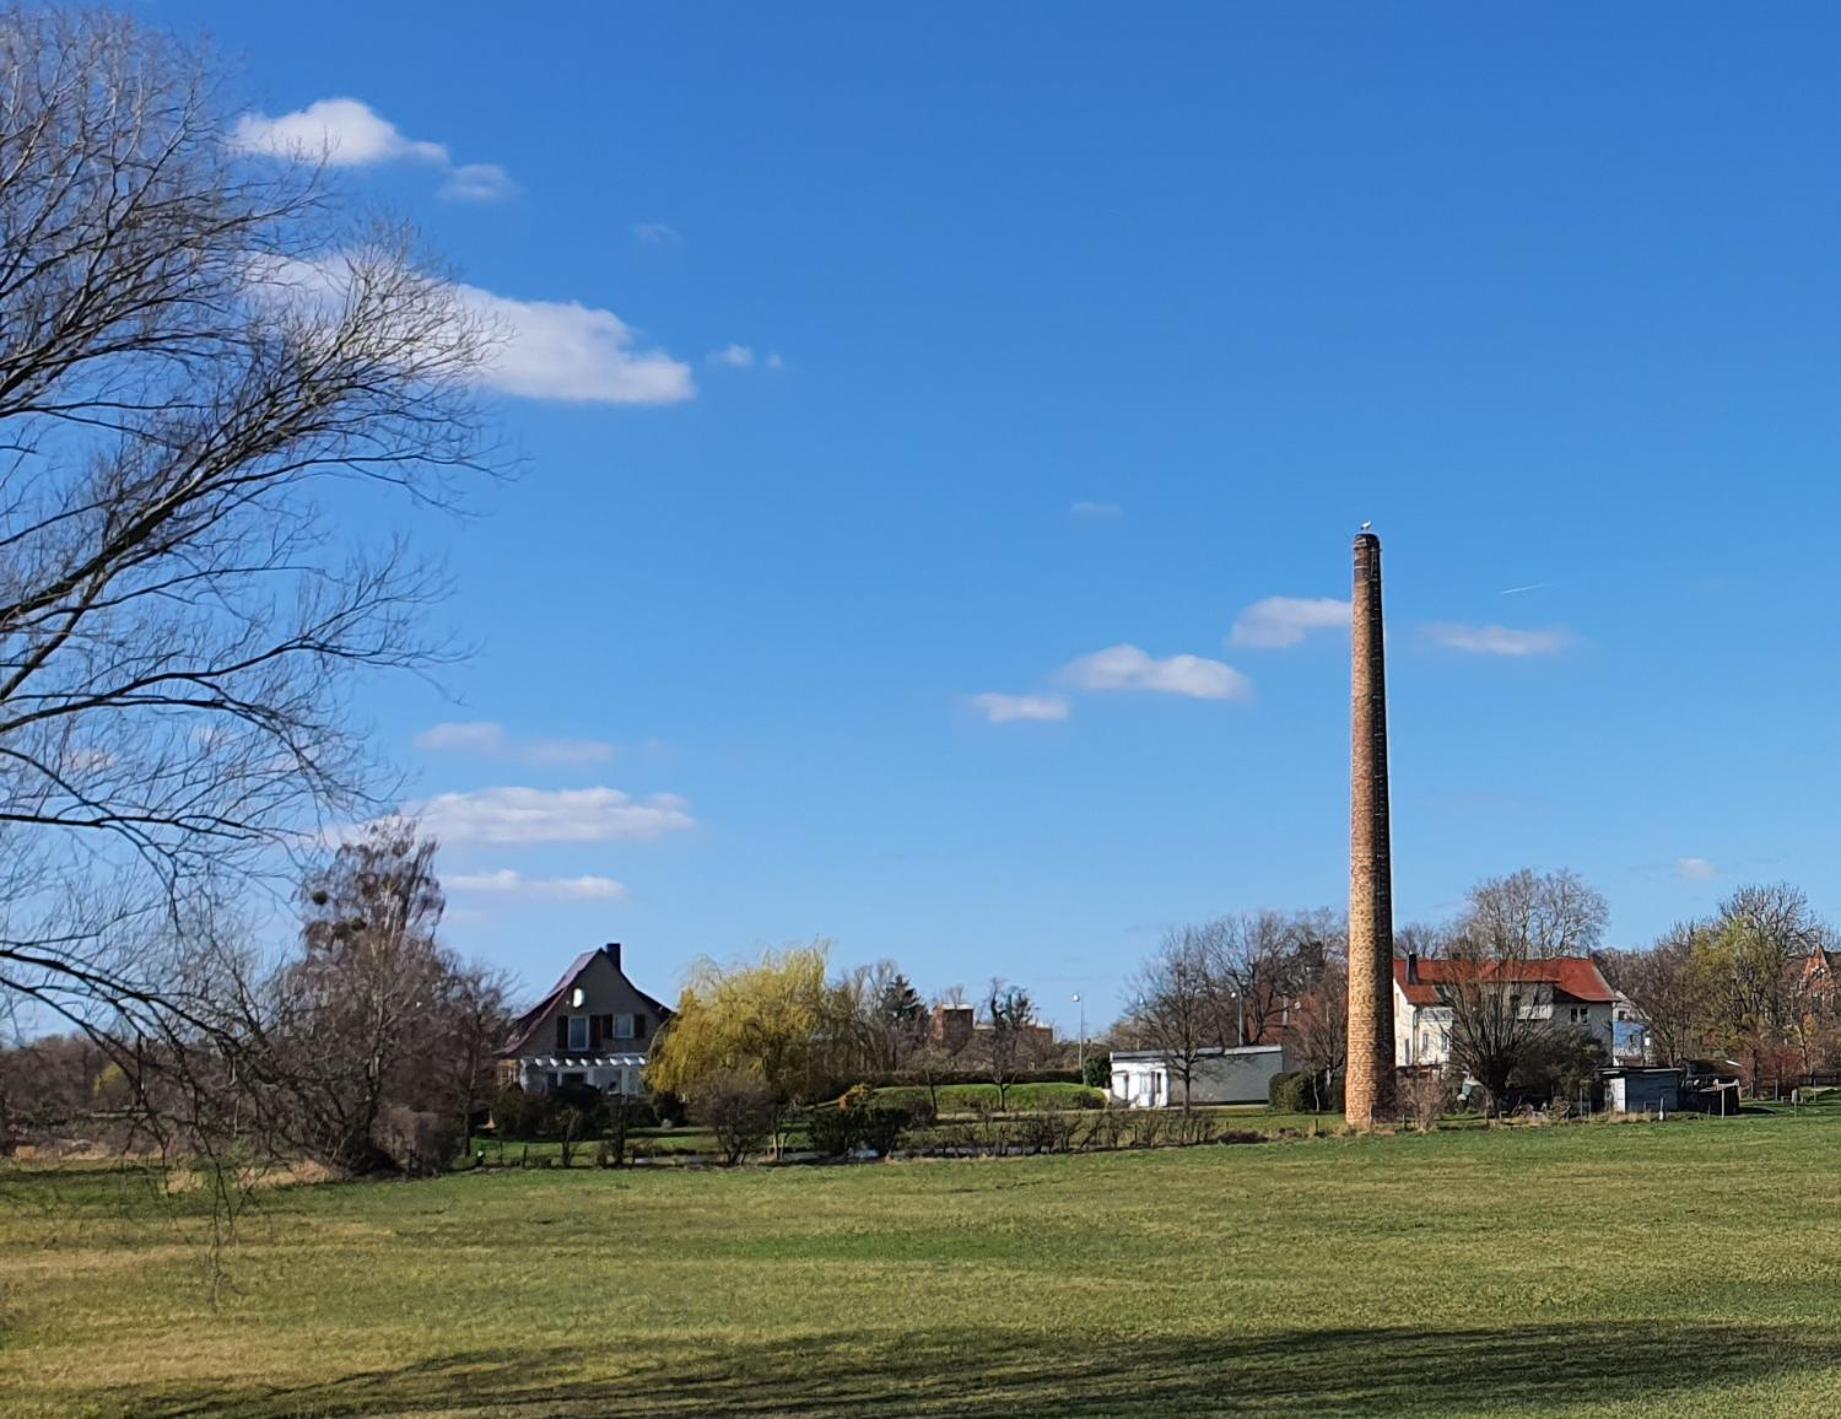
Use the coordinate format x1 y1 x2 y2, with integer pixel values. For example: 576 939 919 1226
1346 529 1396 1128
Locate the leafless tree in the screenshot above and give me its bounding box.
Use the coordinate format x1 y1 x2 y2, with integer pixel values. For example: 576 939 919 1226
1283 947 1348 1101
0 10 491 1117
982 979 1036 1111
1123 926 1218 1112
1598 923 1708 1067
249 822 450 1172
429 956 514 1148
1439 870 1609 1113
1206 912 1312 1046
1464 869 1609 960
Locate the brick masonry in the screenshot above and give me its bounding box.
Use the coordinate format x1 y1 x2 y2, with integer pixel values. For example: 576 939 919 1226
1346 530 1396 1127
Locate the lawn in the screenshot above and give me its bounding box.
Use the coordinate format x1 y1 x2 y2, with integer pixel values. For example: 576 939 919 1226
6 1110 1841 1417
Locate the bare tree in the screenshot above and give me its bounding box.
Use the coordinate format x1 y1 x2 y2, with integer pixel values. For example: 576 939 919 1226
982 980 1036 1112
1464 869 1609 960
0 10 490 1128
1440 870 1609 1114
1123 926 1217 1112
251 822 450 1172
1207 912 1307 1046
1598 924 1707 1067
1283 948 1348 1103
430 957 514 1150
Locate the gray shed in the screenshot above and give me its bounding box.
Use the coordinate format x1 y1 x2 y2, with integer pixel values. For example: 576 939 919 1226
1603 1067 1680 1114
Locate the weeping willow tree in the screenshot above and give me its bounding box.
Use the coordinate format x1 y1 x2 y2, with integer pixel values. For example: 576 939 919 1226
648 941 871 1155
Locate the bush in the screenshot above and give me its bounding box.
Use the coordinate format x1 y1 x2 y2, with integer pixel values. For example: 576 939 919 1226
375 1106 462 1176
1269 1069 1342 1113
808 1086 925 1158
696 1072 777 1165
806 1103 856 1157
1081 1053 1112 1090
1269 1071 1309 1112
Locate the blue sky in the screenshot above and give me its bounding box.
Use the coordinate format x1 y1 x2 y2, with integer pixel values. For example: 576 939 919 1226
183 2 1841 1027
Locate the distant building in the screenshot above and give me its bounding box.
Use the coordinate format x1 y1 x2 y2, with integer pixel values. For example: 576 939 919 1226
1109 1044 1292 1108
1602 1066 1680 1114
498 942 673 1096
1392 953 1626 1069
929 1002 1054 1054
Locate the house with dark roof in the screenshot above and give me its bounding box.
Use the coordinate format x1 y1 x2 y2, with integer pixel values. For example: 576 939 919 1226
498 942 673 1096
1392 953 1633 1070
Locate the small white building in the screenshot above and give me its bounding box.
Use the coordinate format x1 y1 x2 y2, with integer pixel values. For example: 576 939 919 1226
1109 1044 1292 1108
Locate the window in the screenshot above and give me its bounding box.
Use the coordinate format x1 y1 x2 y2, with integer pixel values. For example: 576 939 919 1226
567 1015 589 1051
613 1013 636 1040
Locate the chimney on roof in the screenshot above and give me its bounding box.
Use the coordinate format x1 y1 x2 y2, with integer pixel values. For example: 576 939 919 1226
1406 951 1419 985
604 941 622 971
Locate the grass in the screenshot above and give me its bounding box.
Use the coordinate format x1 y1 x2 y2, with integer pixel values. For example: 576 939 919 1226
6 1108 1841 1416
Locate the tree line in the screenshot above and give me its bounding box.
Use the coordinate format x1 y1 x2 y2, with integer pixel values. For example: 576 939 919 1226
1599 882 1837 1089
1122 870 1615 1116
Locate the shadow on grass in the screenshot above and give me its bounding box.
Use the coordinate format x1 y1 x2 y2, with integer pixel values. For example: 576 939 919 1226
111 1321 1840 1417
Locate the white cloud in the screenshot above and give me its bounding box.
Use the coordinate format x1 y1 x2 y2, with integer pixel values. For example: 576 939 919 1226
230 98 512 201
246 253 692 405
447 869 628 901
969 693 1071 724
1060 644 1251 701
441 162 516 201
765 352 785 370
1231 596 1351 649
231 98 447 167
1677 857 1720 881
708 344 756 368
413 721 614 767
1428 623 1570 657
632 222 682 246
457 284 693 404
1070 500 1123 520
417 786 695 845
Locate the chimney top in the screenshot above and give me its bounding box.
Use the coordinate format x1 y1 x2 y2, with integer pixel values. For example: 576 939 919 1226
1406 951 1419 984
603 941 622 971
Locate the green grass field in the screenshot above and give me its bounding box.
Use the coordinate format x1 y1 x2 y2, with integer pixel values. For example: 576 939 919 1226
6 1110 1841 1417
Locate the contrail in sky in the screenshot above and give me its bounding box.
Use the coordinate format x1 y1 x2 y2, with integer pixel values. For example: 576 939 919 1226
1499 581 1553 596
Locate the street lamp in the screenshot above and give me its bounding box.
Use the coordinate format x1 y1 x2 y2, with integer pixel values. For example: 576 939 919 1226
1073 992 1085 1076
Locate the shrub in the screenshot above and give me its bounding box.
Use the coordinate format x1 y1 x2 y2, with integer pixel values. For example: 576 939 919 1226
1269 1069 1342 1113
806 1104 856 1157
374 1106 461 1176
811 1091 926 1159
492 1085 540 1140
649 1090 688 1127
1401 1069 1452 1132
857 1106 912 1157
1014 1108 1075 1154
696 1072 777 1165
1081 1053 1111 1090
1269 1071 1309 1112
